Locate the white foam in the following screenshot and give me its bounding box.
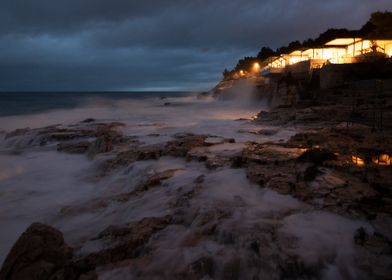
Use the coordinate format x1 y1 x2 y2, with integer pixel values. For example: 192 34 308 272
279 211 373 279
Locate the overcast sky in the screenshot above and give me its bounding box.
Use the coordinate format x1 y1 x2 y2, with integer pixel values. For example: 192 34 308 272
0 0 391 92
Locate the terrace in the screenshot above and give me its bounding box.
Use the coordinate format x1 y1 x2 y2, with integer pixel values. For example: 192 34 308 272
261 37 392 77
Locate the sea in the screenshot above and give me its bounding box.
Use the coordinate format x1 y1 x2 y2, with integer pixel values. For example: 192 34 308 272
0 91 190 117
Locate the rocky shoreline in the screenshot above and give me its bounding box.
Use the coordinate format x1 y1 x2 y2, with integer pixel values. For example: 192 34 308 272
1 99 391 279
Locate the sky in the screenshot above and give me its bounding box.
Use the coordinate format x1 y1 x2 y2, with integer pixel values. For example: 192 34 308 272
0 0 391 92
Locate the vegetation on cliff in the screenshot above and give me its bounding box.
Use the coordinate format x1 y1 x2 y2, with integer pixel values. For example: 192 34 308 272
222 11 392 80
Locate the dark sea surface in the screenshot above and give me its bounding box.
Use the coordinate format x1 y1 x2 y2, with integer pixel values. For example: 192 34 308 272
0 92 192 117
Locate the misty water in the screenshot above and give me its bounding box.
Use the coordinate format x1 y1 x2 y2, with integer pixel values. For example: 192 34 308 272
0 92 372 279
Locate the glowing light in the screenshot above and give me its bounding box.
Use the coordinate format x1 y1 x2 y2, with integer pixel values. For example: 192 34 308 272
377 40 392 57
372 154 391 166
239 70 246 77
352 155 365 167
253 62 261 72
325 38 360 46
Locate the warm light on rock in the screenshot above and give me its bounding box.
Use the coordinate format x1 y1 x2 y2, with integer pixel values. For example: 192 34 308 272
372 154 391 166
352 155 365 167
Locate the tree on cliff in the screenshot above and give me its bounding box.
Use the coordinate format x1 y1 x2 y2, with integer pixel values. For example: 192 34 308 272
363 11 392 37
257 47 275 60
222 68 233 80
234 56 260 72
277 40 302 54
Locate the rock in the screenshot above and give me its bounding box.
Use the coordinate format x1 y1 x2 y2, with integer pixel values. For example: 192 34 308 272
100 144 163 175
258 129 278 136
48 129 95 141
81 118 95 123
74 272 97 280
354 227 391 255
147 133 160 137
186 147 209 162
87 136 113 158
192 207 232 229
246 163 295 187
86 125 127 158
134 169 182 192
78 216 172 269
205 156 232 170
223 257 241 280
297 149 337 165
354 227 367 246
372 214 392 242
5 123 129 154
57 141 90 154
364 234 391 255
242 129 278 136
193 175 205 184
164 134 208 157
279 256 319 279
111 169 183 203
187 142 244 169
107 122 126 129
303 165 322 181
104 150 139 172
243 143 304 164
231 156 245 168
136 145 163 161
5 128 30 139
246 163 273 186
0 223 73 280
187 256 214 279
293 181 314 201
204 137 225 145
267 176 295 195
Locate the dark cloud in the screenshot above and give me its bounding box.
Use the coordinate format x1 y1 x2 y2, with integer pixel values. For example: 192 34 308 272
0 0 391 91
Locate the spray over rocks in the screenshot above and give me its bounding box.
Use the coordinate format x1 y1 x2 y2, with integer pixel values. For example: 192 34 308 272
0 94 391 279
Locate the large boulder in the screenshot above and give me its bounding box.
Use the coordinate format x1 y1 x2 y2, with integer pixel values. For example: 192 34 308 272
0 223 73 280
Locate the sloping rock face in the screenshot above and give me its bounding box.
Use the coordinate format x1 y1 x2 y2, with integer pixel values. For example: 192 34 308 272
76 215 173 270
0 223 73 280
0 217 173 279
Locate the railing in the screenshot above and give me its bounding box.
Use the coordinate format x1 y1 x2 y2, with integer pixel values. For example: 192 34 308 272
261 67 284 76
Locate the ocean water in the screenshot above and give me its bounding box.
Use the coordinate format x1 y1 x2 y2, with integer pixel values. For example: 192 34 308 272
0 91 190 117
0 91 372 278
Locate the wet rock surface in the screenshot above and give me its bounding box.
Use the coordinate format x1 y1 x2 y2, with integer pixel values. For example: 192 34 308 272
1 114 392 279
75 215 173 271
0 223 74 280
